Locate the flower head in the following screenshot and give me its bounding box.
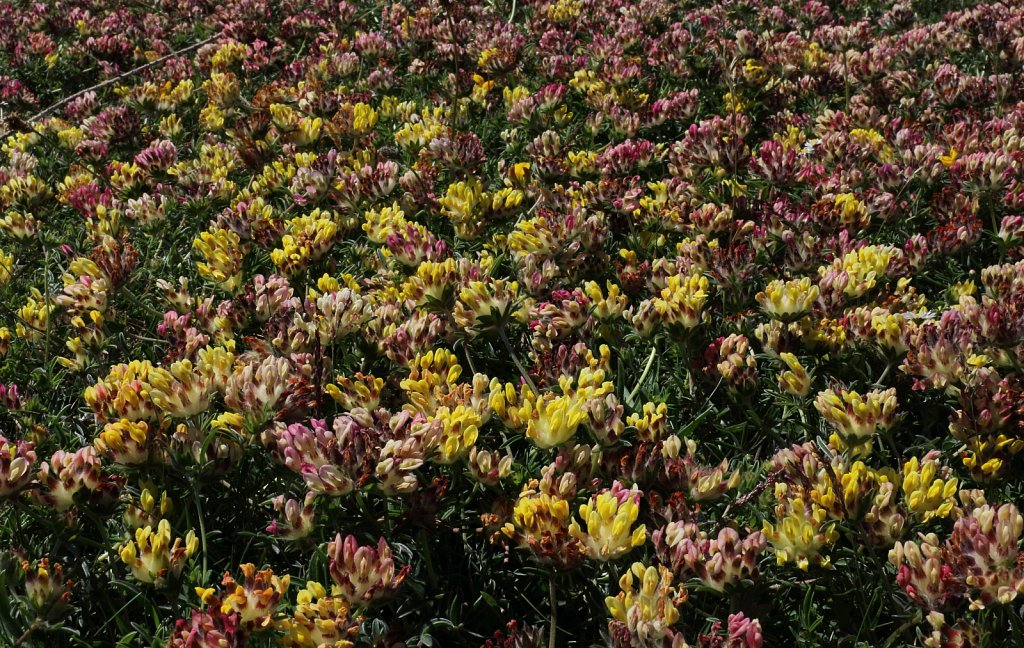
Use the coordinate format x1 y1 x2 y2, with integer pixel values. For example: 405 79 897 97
762 483 838 570
0 434 36 498
902 454 959 522
814 387 898 455
757 277 818 320
569 481 646 561
605 563 686 647
119 519 198 586
327 534 409 607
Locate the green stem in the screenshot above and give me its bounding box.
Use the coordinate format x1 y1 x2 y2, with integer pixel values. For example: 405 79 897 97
457 338 478 376
499 325 538 394
548 572 558 648
628 343 658 403
191 482 209 578
13 619 44 647
41 239 51 372
872 359 895 388
882 611 921 647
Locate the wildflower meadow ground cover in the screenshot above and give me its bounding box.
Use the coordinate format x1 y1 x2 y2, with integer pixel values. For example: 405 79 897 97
1 0 1024 646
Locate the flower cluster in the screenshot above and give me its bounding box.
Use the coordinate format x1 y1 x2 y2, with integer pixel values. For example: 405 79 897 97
2 0 1024 645
118 519 198 587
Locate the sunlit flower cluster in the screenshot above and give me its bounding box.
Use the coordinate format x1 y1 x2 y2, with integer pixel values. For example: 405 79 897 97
2 0 1024 645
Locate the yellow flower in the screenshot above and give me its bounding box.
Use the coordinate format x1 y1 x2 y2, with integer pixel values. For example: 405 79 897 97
958 433 1024 481
477 48 499 69
56 126 85 149
453 279 522 335
471 74 494 104
84 360 159 422
625 272 711 334
823 244 899 298
350 102 378 137
1 133 40 156
762 484 838 570
362 202 407 244
503 85 531 107
527 392 586 448
940 147 958 168
834 193 869 227
199 105 226 131
218 564 290 626
545 0 582 22
604 563 682 632
950 280 976 300
0 210 39 239
659 272 710 328
393 105 448 148
94 419 153 465
569 482 646 561
868 310 910 354
400 349 465 416
506 214 558 260
276 580 360 647
584 281 628 320
202 72 241 109
149 347 235 418
756 277 818 320
849 129 894 162
109 162 143 193
439 177 488 239
193 227 245 293
806 316 849 350
430 405 480 464
502 482 582 567
269 103 322 146
119 519 198 585
902 454 958 521
159 114 183 138
490 380 587 449
402 258 458 305
723 91 750 113
489 187 524 215
743 58 767 83
327 373 384 411
567 150 597 176
814 388 898 455
15 288 51 341
777 353 811 397
506 161 532 188
626 402 669 442
208 413 246 441
271 217 335 276
210 41 251 70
